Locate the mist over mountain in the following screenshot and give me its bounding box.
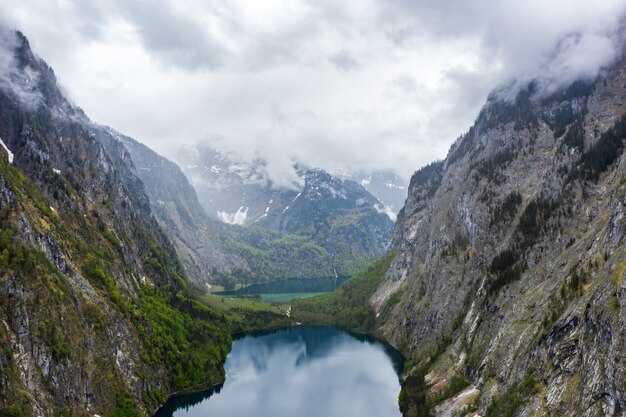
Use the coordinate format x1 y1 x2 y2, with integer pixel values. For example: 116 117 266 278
175 143 405 223
120 136 394 287
6 1 625 191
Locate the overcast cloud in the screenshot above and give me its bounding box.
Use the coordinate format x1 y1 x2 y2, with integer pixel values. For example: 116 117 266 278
2 0 626 187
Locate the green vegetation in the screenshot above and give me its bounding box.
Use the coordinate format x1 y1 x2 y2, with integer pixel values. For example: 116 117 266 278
221 226 357 285
0 227 43 275
0 403 29 417
291 251 395 332
378 289 403 322
471 147 516 184
398 367 429 417
562 117 585 151
490 191 522 226
552 103 576 138
398 335 459 417
487 249 526 295
136 285 229 392
541 79 595 106
484 145 615 299
1 156 273 414
200 293 291 333
487 198 558 296
485 375 540 417
482 83 538 131
408 161 444 198
569 114 626 182
441 233 470 258
110 391 142 417
429 374 471 408
0 159 54 219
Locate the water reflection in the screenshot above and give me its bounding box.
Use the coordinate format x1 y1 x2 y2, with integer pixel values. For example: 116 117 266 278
155 326 404 417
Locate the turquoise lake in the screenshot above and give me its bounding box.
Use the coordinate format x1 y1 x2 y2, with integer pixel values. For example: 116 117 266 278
214 276 350 302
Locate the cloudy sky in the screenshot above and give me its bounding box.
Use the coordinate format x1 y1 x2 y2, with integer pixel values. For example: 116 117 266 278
3 0 626 187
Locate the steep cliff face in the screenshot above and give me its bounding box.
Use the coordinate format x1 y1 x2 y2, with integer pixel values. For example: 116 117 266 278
0 31 230 416
113 134 254 285
375 64 626 415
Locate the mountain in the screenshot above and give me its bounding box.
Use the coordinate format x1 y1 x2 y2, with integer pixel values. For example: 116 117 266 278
111 133 254 286
117 135 334 286
170 144 394 281
331 168 408 220
175 145 270 226
294 64 626 415
176 144 399 222
0 30 276 416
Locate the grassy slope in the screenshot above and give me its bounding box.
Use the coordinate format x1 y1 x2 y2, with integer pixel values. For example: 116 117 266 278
291 251 395 332
219 225 375 286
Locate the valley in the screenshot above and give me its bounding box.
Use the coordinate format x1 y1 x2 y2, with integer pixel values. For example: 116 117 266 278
1 7 626 417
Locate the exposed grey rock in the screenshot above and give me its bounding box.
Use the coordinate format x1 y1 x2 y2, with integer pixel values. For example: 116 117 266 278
378 63 626 415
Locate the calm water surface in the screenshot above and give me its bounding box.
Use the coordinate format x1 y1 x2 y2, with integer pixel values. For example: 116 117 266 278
154 326 404 417
215 276 350 301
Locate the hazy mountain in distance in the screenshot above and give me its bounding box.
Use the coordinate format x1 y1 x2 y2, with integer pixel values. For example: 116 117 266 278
330 168 408 221
175 144 401 223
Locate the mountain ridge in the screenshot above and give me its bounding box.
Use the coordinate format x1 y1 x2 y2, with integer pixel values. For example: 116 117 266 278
376 62 626 416
293 61 626 416
175 144 403 221
0 29 237 416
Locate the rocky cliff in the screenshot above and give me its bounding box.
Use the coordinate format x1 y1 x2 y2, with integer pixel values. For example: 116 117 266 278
0 30 231 416
112 134 255 286
374 64 626 415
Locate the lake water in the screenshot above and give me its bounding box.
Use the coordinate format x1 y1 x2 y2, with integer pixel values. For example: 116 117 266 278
154 326 404 417
215 276 351 302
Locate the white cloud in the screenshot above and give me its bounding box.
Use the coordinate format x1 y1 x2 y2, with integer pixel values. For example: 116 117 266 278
2 0 625 187
0 27 43 109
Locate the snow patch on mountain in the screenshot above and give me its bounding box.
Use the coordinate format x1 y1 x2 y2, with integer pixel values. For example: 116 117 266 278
0 138 13 163
218 206 249 225
283 191 302 213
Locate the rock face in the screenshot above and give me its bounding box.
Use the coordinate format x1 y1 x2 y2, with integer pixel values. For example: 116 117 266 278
116 141 394 286
255 168 394 264
332 168 408 221
375 65 626 416
0 30 229 416
114 134 254 285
